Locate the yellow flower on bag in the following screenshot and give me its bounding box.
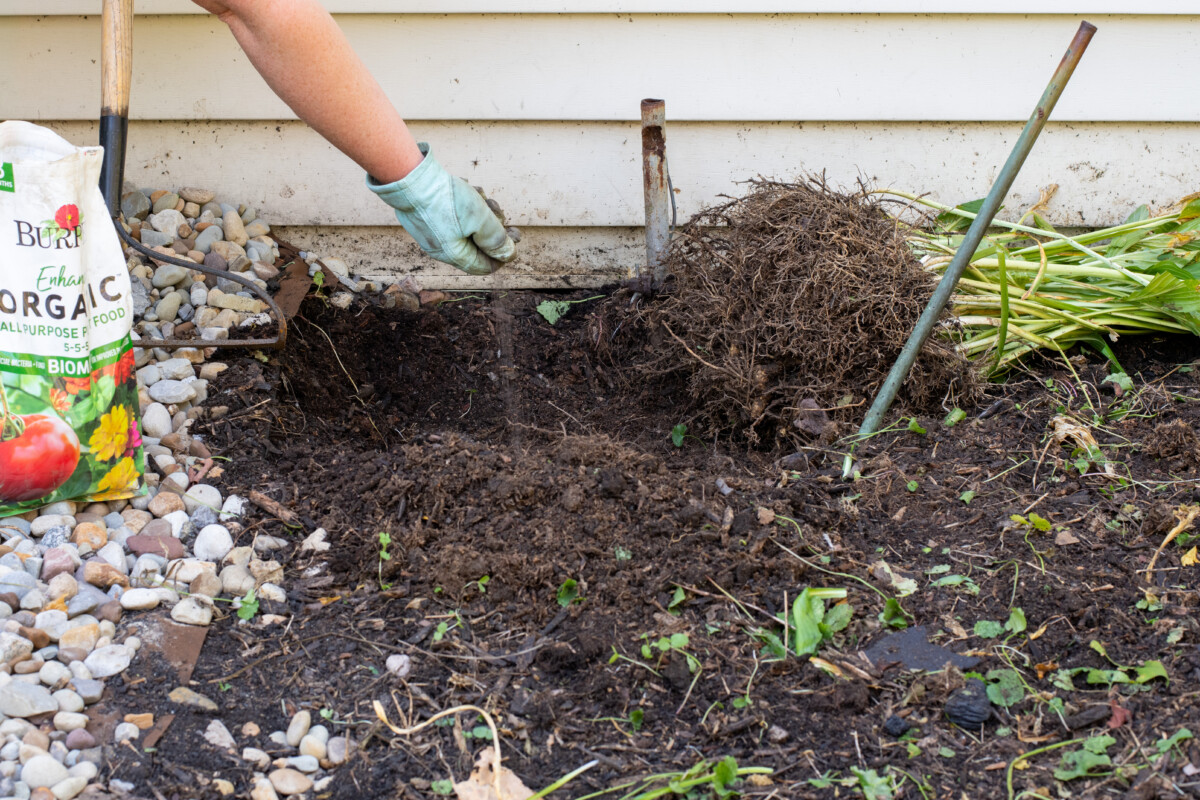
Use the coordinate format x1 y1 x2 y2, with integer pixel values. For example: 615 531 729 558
93 457 139 500
88 405 130 462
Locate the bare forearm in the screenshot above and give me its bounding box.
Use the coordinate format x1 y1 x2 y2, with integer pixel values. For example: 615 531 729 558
196 0 423 182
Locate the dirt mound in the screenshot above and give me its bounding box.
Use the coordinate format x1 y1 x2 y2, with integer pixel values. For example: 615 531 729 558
643 177 977 445
1145 419 1200 469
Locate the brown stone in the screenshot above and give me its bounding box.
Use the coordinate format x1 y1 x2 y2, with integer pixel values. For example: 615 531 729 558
126 535 186 560
70 523 108 551
124 712 154 730
73 513 104 526
121 509 153 534
419 290 447 306
13 659 41 674
18 627 49 650
83 562 129 590
149 190 168 203
95 602 123 624
58 625 99 653
160 433 188 453
56 647 87 664
140 519 173 539
190 440 212 459
22 729 49 751
148 492 185 518
0 593 20 610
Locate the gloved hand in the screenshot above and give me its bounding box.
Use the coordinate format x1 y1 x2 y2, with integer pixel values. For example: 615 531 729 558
367 143 517 275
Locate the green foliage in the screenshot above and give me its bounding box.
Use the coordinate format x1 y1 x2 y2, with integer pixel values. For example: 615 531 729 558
1051 640 1169 689
906 480 919 493
906 418 926 435
536 295 604 325
670 423 688 447
943 408 967 427
430 779 454 795
557 578 581 607
668 586 687 614
984 668 1025 708
879 598 909 630
850 767 894 800
929 573 980 595
614 546 632 563
1156 728 1193 756
974 620 1004 639
1011 512 1052 532
959 490 976 504
236 589 259 621
1054 735 1115 781
463 723 493 741
628 708 644 732
1005 607 1027 635
376 531 393 591
755 587 852 659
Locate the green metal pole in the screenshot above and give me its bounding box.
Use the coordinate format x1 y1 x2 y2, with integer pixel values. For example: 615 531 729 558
842 20 1097 480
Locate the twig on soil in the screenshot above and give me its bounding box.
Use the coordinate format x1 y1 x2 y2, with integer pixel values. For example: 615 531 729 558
374 700 504 797
1143 505 1200 582
248 490 302 527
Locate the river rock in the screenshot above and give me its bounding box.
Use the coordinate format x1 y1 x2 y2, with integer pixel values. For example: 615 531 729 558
193 525 233 562
148 379 195 405
0 683 57 718
20 755 68 789
83 645 132 678
140 404 173 438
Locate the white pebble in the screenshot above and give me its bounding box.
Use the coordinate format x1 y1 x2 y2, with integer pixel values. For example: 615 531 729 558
113 722 140 742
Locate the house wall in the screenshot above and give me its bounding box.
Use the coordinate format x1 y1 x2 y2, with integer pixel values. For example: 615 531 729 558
3 5 1197 286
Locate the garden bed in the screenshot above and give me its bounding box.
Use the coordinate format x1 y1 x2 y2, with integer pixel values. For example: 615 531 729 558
109 287 1200 800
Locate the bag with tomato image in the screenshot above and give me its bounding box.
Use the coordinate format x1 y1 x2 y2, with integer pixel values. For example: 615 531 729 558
0 121 144 514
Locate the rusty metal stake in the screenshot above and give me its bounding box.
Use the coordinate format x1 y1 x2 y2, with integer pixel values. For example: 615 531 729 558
640 98 670 285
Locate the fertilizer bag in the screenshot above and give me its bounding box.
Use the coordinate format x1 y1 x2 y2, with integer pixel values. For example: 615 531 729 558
0 121 143 515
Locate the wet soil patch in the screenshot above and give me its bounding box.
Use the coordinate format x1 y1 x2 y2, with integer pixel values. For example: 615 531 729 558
127 292 1200 800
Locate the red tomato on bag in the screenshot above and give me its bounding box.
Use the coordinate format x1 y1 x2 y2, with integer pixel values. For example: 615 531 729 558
0 415 81 502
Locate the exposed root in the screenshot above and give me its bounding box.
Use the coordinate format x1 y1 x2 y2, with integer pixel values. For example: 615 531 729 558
639 176 978 447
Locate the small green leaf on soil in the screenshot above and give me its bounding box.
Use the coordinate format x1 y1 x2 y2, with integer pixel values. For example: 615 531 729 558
1005 607 1027 635
959 490 976 504
1054 744 1112 781
879 598 909 630
973 620 1004 639
907 418 926 435
556 579 579 607
870 561 918 597
985 668 1025 708
536 300 570 325
1156 728 1193 755
1135 660 1169 685
943 408 967 427
850 767 892 800
670 423 687 447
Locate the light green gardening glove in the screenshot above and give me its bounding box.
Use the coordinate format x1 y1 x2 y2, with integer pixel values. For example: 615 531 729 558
367 143 517 275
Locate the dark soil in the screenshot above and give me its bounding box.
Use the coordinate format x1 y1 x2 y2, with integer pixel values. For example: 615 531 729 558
119 289 1200 800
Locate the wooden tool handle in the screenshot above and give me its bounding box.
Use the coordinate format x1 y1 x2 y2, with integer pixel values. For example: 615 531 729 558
100 0 132 215
101 0 132 117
